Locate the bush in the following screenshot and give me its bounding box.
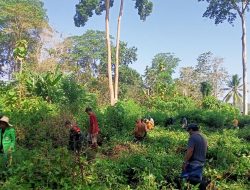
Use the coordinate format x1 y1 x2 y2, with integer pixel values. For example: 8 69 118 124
178 109 204 124
145 111 168 126
238 127 250 142
203 110 226 128
238 115 250 128
150 96 196 114
105 100 144 132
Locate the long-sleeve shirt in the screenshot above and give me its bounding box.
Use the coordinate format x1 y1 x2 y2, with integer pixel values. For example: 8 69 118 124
89 113 99 134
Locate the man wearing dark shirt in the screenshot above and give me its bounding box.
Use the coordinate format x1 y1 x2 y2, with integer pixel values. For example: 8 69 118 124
181 123 208 181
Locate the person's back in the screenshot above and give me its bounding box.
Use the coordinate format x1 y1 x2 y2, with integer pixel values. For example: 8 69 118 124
134 120 147 140
188 133 207 163
66 121 83 152
145 119 154 130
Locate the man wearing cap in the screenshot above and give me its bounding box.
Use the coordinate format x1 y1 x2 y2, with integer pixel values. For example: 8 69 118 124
0 116 16 167
181 123 208 182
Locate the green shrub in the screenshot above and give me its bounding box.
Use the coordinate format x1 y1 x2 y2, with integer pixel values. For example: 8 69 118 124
178 109 204 124
238 127 250 142
202 96 221 110
238 115 250 128
203 110 226 128
150 96 196 114
105 100 143 132
145 111 167 126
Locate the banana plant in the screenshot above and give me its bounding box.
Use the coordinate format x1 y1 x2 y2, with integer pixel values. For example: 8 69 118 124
25 66 63 103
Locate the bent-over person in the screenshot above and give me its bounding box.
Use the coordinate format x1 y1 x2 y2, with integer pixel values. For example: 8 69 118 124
0 116 15 167
65 120 83 152
134 119 148 142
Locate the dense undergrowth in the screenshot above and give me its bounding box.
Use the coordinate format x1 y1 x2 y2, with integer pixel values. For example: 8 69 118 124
0 84 249 189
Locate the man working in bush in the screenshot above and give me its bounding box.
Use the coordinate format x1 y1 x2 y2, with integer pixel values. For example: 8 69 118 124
134 119 148 142
85 107 99 148
65 120 83 152
181 123 208 184
0 116 15 167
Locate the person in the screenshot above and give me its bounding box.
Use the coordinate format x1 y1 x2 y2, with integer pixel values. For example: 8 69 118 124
164 117 175 128
181 123 208 183
85 107 99 148
0 116 15 167
232 118 239 129
150 117 154 126
134 119 148 142
181 117 188 129
145 118 154 130
65 120 83 152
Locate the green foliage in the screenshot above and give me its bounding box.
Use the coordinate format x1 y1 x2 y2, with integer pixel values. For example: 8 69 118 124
13 40 28 61
200 81 212 98
74 0 153 27
25 67 63 103
0 0 48 76
0 148 75 189
237 127 250 142
105 100 143 132
203 110 226 128
74 0 114 27
150 96 196 114
144 53 180 97
202 96 220 109
198 0 249 25
223 74 243 105
238 115 250 128
61 75 96 114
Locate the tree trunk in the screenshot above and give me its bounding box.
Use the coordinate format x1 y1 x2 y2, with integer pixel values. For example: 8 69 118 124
241 13 248 115
105 0 115 105
114 0 124 103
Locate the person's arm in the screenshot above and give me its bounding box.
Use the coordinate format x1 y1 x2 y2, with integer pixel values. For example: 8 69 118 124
182 137 194 171
184 147 194 163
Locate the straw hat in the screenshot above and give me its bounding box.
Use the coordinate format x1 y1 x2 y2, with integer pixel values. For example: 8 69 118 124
0 116 12 127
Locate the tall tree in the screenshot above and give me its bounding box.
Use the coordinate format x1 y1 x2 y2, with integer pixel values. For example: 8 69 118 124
144 53 180 97
54 30 137 83
0 0 48 78
74 0 153 105
114 0 153 102
177 67 198 98
198 0 249 114
195 52 228 98
223 74 243 106
178 52 228 99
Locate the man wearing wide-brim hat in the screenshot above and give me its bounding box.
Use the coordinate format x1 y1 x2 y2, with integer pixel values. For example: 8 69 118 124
0 116 16 167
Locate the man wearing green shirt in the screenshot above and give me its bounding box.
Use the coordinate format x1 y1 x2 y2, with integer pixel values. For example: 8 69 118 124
0 116 15 167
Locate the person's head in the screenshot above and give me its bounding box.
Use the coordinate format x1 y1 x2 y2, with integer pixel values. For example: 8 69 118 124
186 123 199 135
65 120 72 129
0 116 12 129
85 107 92 115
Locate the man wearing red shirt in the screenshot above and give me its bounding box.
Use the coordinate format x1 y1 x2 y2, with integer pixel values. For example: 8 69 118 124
85 107 99 148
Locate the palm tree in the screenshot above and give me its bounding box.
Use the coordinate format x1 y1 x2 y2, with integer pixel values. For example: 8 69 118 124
223 74 243 106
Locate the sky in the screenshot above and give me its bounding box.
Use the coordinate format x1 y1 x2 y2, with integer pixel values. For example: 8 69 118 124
42 0 248 83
